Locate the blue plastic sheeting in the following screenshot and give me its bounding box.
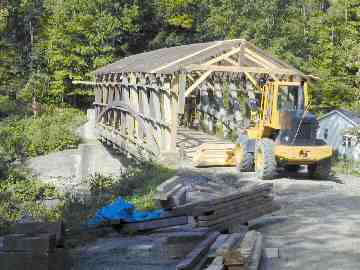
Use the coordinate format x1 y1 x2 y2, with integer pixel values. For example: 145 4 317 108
88 197 164 227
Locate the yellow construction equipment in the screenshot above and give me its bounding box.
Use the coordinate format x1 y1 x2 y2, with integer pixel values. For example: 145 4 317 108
234 80 333 179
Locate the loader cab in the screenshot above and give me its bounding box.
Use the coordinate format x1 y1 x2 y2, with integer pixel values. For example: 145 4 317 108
248 81 311 140
260 81 309 128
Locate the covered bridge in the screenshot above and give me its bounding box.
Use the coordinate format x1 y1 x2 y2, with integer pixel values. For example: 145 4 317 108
76 39 308 160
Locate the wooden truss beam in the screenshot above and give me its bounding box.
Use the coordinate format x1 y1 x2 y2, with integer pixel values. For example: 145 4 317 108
186 64 298 75
185 70 212 97
150 41 224 73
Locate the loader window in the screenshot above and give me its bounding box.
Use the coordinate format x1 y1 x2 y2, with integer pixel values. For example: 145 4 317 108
277 85 304 112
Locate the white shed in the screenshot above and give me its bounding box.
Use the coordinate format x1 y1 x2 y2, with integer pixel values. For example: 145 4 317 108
317 109 360 160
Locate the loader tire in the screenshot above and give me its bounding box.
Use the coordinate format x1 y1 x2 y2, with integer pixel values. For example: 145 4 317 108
255 139 277 180
234 136 254 172
236 150 254 172
308 158 331 179
284 164 300 172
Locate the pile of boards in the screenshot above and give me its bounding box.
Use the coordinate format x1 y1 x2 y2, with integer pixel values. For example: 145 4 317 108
176 230 264 270
113 176 279 236
172 182 279 231
192 143 236 167
0 222 66 270
151 176 280 232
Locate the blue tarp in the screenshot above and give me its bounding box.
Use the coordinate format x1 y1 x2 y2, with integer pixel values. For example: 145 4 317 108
88 197 164 227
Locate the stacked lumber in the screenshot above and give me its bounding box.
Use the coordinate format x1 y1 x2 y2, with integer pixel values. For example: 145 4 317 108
0 222 66 270
176 230 264 270
193 143 236 167
171 183 280 231
155 176 187 209
223 231 263 270
176 232 220 270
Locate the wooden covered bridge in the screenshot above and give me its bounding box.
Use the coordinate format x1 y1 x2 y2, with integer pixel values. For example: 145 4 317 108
75 39 307 162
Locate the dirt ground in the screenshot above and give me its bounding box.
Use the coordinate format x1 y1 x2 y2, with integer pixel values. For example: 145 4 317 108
71 164 360 270
237 169 360 270
183 166 360 270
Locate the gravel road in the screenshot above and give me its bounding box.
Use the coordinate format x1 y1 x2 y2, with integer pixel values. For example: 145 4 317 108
242 171 360 270
182 166 360 270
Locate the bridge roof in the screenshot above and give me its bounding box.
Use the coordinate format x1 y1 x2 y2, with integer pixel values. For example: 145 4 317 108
95 39 305 77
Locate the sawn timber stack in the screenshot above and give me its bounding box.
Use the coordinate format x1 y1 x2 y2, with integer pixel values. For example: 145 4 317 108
170 183 280 230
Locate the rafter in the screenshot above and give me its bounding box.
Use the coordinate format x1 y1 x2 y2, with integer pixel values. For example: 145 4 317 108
186 64 298 75
185 70 213 97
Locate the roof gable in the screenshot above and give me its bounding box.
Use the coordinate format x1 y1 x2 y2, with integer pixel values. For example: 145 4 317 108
95 39 305 76
319 109 360 126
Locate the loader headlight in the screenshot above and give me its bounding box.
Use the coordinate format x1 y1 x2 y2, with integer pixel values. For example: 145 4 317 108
284 136 290 142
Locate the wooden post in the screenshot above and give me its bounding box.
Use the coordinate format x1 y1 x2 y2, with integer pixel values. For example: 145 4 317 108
138 73 146 141
163 76 172 151
149 75 162 150
200 83 209 132
122 75 130 139
170 75 180 152
129 73 139 141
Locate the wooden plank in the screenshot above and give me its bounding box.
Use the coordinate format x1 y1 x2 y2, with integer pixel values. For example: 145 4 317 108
163 78 172 151
156 176 181 193
216 233 245 256
13 222 64 247
150 41 224 73
155 184 187 209
205 256 225 270
129 74 140 140
208 234 229 258
3 233 56 253
171 184 273 216
176 231 220 270
247 232 263 270
178 73 187 114
223 231 257 267
186 64 297 75
197 197 273 222
171 92 179 152
205 46 243 66
119 216 188 232
223 231 262 270
197 203 280 227
185 70 212 97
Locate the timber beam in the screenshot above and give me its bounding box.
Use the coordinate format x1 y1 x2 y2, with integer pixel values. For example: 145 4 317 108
185 64 298 75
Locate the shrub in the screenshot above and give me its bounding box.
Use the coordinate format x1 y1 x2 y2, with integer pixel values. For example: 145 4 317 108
0 107 86 159
0 95 18 119
25 108 85 156
0 170 62 234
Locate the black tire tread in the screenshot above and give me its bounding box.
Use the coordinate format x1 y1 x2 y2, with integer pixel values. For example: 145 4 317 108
308 158 331 179
255 138 277 180
236 152 254 172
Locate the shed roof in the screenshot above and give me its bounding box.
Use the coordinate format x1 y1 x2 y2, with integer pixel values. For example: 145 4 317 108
319 109 360 126
95 39 304 76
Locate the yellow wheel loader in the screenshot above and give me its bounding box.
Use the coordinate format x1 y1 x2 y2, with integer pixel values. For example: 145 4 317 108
234 80 333 179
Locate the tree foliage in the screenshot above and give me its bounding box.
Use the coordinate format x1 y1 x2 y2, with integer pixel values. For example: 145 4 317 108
0 0 359 112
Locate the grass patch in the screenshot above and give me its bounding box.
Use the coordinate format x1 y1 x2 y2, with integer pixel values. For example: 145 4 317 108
0 161 176 238
332 158 360 177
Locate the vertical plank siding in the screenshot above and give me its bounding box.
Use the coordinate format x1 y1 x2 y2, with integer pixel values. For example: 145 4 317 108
94 72 175 159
